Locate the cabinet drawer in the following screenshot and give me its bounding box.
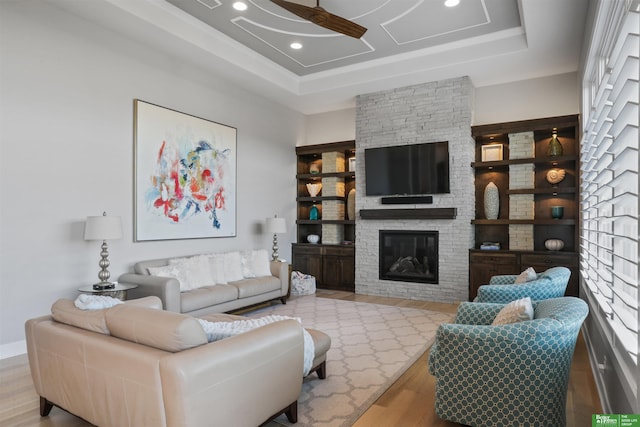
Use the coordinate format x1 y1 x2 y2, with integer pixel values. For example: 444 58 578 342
521 253 578 267
323 246 355 257
470 252 517 265
292 245 323 256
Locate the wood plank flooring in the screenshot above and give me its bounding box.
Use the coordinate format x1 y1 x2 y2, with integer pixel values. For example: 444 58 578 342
0 291 601 427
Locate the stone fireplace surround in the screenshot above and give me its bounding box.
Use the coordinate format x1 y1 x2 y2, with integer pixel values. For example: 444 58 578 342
354 77 475 304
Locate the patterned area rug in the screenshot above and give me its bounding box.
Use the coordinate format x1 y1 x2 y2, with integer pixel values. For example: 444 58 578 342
247 295 453 427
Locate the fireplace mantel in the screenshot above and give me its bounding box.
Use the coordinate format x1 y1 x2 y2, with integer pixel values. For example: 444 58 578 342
359 208 457 220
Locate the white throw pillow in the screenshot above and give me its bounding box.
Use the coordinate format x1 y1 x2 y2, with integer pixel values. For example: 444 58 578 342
492 297 534 325
252 249 272 277
223 251 244 282
241 251 257 278
167 255 214 291
514 267 537 284
148 264 191 292
205 254 227 285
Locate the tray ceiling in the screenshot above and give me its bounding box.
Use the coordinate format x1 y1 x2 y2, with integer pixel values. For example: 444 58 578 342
52 0 589 114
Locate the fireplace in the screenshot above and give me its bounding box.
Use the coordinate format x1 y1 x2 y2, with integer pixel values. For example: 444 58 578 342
379 230 438 284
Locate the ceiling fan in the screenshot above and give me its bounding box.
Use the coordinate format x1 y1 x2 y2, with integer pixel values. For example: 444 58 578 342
270 0 367 39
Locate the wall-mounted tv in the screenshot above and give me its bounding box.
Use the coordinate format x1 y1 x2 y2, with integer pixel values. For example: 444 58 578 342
364 141 450 196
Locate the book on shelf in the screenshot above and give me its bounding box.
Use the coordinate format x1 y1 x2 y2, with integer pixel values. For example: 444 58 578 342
480 242 501 250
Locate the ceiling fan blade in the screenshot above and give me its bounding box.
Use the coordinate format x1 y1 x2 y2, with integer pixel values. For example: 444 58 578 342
271 0 367 39
310 9 367 39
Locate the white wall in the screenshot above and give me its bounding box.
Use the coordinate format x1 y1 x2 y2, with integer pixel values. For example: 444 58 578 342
0 1 303 356
303 108 356 145
473 72 579 125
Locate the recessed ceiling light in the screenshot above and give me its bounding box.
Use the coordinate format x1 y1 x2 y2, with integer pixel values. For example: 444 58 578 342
233 2 247 11
444 0 460 7
290 42 302 50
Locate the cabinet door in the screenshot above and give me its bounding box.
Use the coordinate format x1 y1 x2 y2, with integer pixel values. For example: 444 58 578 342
292 245 323 285
322 247 355 291
520 253 579 296
469 251 518 300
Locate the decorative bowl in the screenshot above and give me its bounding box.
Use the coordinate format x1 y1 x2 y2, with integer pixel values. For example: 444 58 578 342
306 183 322 197
307 234 320 244
545 238 564 251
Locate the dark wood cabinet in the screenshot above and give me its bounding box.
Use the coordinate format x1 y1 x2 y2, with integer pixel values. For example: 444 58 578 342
292 244 355 291
469 251 518 299
469 250 579 300
469 115 580 300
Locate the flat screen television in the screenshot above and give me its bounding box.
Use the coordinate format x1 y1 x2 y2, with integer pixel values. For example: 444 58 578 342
364 141 450 196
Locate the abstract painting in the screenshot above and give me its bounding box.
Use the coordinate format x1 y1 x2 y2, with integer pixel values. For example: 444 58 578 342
134 100 236 241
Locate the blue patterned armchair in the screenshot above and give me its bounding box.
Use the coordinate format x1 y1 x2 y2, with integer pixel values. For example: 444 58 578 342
428 297 588 427
474 266 571 303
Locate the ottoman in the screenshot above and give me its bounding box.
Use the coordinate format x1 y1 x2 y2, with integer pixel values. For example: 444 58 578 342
199 313 331 379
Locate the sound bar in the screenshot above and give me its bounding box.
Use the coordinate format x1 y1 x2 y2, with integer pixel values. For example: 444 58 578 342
381 196 433 205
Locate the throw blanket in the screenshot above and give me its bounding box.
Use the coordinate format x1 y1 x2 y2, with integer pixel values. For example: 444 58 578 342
198 315 315 376
74 294 123 310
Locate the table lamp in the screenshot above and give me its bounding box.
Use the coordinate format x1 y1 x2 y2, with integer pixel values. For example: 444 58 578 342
265 215 286 261
84 212 123 290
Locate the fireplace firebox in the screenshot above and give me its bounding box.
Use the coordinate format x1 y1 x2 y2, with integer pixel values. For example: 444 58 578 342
379 230 438 284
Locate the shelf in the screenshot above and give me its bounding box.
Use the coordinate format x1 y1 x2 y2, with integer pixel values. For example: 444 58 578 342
471 154 578 169
296 219 355 225
507 187 577 195
472 219 576 225
359 208 457 220
297 171 355 180
297 196 346 202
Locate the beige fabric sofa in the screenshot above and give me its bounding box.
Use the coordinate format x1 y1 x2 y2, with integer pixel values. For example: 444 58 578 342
118 251 289 316
25 297 304 427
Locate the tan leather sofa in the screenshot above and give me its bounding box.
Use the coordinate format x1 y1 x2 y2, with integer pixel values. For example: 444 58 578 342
25 297 304 427
119 255 289 317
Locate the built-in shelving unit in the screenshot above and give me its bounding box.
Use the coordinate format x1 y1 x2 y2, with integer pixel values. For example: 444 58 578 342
469 115 580 299
293 141 356 291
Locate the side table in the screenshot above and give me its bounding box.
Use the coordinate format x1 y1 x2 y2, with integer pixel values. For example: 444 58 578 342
78 283 138 301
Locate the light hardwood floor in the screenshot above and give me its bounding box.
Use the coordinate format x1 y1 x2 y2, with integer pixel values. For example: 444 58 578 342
0 291 601 427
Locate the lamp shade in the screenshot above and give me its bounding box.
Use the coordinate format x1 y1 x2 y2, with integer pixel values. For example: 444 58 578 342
264 217 286 234
84 214 123 241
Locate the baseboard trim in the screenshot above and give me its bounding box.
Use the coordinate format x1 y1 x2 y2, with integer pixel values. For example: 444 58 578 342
0 340 26 360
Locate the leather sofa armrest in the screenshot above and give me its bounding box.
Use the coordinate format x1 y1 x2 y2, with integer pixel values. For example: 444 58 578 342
160 319 304 427
118 274 181 312
270 261 290 296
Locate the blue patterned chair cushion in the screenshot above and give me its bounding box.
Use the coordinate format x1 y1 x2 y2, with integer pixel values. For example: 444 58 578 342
428 297 588 427
474 266 571 303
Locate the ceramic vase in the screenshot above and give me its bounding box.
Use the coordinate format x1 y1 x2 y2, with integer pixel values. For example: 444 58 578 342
307 234 320 244
309 204 319 220
484 182 499 220
548 133 563 156
347 189 356 220
306 183 322 197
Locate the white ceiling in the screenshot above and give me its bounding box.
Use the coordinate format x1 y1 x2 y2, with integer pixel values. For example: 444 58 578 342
54 0 589 114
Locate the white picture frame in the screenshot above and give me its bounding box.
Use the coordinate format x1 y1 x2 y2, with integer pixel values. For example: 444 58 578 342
481 144 503 162
348 157 356 172
134 100 237 241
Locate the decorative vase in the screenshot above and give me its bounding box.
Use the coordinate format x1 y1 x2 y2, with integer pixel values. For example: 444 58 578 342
306 183 322 197
545 238 564 251
309 204 319 220
550 206 564 219
547 133 563 156
347 189 356 220
484 182 499 220
307 234 320 244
